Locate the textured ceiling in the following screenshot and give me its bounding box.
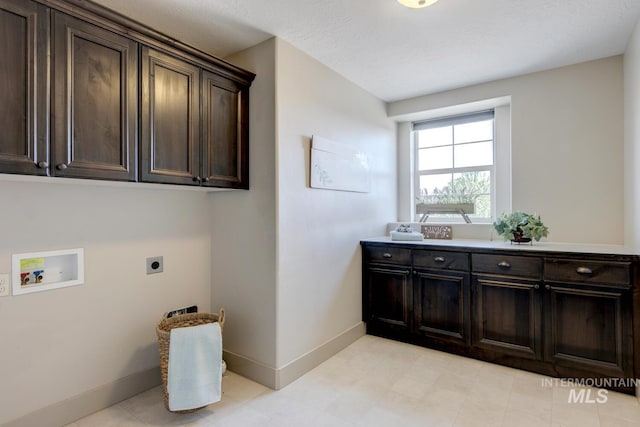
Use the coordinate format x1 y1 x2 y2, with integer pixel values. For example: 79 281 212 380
93 0 640 102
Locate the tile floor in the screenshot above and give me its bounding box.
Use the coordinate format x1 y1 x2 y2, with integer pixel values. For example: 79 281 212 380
67 335 640 427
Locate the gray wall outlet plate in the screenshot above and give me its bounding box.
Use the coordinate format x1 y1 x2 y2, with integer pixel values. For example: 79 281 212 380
146 256 163 274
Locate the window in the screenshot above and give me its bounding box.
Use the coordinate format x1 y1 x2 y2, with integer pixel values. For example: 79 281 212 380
414 110 495 223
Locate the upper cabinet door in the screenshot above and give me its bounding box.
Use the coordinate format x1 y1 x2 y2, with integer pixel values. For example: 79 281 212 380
52 12 138 181
141 47 200 185
0 0 48 175
202 71 249 189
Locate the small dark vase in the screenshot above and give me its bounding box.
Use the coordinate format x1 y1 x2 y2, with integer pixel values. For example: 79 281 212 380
510 229 532 245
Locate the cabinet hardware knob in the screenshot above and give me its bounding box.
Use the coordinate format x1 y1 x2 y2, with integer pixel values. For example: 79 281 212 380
433 256 446 263
204 177 210 182
534 284 540 289
545 285 551 290
37 161 48 168
497 261 511 268
576 267 593 275
56 163 68 170
383 253 392 258
193 176 202 183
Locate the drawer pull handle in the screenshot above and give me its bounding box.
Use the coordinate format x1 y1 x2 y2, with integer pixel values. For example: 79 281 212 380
433 256 446 263
383 253 392 258
497 261 511 269
576 267 593 275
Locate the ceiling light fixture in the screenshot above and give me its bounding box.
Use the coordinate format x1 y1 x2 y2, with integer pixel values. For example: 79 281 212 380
397 0 439 8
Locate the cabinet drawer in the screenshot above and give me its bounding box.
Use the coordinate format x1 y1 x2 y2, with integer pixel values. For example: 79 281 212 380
544 259 631 287
413 250 469 271
364 246 411 265
472 254 542 279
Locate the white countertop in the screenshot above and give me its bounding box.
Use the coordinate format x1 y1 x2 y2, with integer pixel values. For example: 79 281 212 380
361 236 639 256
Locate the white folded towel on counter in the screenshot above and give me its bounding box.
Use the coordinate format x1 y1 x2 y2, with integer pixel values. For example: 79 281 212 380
390 231 424 241
168 322 222 411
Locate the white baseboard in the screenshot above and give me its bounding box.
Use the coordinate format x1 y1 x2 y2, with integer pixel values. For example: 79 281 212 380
224 322 366 390
4 367 161 427
275 321 365 389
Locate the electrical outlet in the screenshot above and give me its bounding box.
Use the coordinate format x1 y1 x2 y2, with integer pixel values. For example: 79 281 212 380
0 273 10 297
146 256 163 274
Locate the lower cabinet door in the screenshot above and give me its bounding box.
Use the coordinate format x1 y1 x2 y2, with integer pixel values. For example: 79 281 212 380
544 282 633 378
413 269 470 347
365 265 411 333
472 275 542 359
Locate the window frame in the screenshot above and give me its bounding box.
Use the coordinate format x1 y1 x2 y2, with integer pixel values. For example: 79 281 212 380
413 111 496 224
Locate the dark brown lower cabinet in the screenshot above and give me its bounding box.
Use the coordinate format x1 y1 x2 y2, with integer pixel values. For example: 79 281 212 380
361 241 639 394
544 282 633 378
364 264 411 334
472 276 541 359
414 269 469 347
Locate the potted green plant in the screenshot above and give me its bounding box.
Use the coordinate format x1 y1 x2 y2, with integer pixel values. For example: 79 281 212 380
493 211 549 243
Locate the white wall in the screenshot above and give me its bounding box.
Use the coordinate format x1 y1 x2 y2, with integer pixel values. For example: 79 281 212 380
210 38 396 385
210 39 278 373
274 40 396 367
390 57 625 244
0 179 212 424
624 20 640 251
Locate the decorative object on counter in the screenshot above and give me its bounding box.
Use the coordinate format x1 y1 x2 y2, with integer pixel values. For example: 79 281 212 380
391 224 425 241
416 202 474 223
493 211 549 244
396 224 413 233
421 225 453 240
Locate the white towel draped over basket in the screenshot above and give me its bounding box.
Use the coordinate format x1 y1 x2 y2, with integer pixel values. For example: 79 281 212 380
167 322 222 411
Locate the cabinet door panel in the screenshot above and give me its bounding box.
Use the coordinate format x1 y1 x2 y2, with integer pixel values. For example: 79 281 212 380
141 47 200 185
472 276 541 359
0 0 48 175
53 12 137 180
366 266 411 332
545 283 632 377
202 71 249 188
414 269 469 346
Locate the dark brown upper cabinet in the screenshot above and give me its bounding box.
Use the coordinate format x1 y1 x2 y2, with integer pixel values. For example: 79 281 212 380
0 0 49 175
141 47 200 185
141 52 251 188
202 71 249 189
0 0 254 188
52 11 138 181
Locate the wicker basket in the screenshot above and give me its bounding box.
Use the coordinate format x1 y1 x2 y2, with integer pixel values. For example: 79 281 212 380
156 308 225 413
